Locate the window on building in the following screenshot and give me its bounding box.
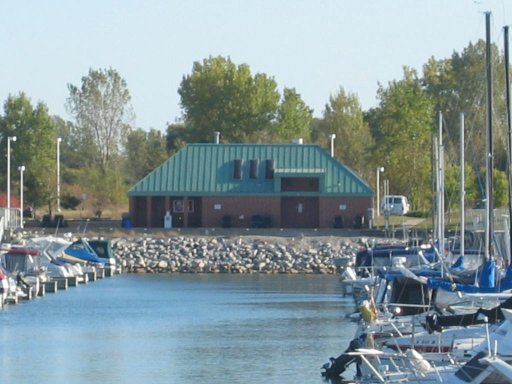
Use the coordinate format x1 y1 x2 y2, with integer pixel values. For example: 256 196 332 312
249 159 258 179
281 177 319 192
265 159 274 179
233 159 242 179
173 200 184 212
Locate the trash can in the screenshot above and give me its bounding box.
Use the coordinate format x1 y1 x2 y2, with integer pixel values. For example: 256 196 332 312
54 214 67 227
334 216 344 228
222 215 233 228
121 212 132 229
42 214 52 228
354 215 365 229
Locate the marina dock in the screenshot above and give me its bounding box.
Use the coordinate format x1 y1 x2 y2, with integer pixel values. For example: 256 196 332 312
1 266 121 308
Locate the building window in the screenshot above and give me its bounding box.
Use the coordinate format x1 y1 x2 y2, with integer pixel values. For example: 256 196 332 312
173 200 184 213
188 200 195 213
249 159 258 179
281 177 319 192
265 159 274 179
233 159 242 179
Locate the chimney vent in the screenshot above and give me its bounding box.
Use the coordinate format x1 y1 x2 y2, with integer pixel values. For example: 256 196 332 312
214 131 220 144
329 134 336 157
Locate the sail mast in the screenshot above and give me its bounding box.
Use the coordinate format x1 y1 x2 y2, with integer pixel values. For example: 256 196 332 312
485 11 493 261
504 25 512 262
460 112 465 258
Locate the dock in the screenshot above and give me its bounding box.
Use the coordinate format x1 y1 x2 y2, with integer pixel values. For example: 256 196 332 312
1 265 121 308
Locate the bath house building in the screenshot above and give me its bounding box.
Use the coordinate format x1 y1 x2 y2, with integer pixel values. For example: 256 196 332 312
128 143 373 229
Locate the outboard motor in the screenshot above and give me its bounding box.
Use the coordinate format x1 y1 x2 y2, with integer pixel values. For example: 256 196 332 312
321 334 366 379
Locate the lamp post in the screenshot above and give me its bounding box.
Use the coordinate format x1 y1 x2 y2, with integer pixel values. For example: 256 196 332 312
376 166 384 217
18 165 25 229
57 137 62 212
6 136 17 211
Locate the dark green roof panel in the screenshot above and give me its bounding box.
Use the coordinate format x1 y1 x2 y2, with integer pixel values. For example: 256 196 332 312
128 144 373 196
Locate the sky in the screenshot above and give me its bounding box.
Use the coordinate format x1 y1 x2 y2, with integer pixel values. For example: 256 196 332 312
1 0 512 131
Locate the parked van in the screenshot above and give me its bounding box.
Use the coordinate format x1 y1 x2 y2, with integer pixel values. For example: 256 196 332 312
381 195 410 215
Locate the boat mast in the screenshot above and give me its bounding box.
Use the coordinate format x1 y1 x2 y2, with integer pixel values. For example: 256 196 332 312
485 11 493 261
504 25 512 263
437 111 445 260
460 112 465 258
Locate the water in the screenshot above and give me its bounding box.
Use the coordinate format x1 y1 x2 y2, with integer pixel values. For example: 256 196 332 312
0 274 357 383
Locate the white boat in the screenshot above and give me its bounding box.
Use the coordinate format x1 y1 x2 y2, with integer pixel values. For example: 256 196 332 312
347 308 512 383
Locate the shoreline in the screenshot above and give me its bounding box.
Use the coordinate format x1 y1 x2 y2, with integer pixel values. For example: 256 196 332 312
10 224 422 275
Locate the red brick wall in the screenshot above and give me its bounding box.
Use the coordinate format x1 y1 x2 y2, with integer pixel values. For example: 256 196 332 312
318 196 372 228
202 196 281 228
130 195 373 229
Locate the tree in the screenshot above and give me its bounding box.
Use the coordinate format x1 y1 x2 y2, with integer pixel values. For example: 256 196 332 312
125 128 169 183
166 122 192 153
66 67 134 169
0 93 56 209
444 163 479 218
77 165 127 218
423 40 507 172
273 87 313 142
313 87 373 178
178 56 280 143
371 68 436 210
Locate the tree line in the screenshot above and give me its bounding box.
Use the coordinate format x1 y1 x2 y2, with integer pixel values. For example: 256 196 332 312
0 39 510 217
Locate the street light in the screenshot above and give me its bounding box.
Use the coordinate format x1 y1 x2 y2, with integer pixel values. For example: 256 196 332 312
57 137 62 212
18 165 25 229
376 166 384 217
6 136 17 211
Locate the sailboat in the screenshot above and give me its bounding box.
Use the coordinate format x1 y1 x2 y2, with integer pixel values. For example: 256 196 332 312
322 12 512 383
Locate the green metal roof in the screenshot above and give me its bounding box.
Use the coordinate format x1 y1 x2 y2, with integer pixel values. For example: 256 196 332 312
128 143 373 197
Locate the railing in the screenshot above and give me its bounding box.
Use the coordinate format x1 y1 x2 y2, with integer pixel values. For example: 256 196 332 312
0 208 23 234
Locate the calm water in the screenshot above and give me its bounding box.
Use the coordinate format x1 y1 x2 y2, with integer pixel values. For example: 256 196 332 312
0 274 357 384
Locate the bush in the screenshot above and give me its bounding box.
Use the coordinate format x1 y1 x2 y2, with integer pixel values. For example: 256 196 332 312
61 194 82 210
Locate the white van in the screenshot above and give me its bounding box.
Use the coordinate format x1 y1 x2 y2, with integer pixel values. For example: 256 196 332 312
381 195 410 215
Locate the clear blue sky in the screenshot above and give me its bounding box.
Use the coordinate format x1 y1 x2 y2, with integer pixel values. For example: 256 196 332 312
1 0 511 131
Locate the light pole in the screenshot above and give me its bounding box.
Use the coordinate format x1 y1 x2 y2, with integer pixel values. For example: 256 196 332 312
18 165 25 229
376 166 384 217
6 136 17 211
57 137 62 212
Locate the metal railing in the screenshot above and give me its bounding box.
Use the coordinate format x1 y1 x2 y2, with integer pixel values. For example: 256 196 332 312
0 208 23 233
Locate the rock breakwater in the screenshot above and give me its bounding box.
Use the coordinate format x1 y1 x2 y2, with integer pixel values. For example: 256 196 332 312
112 235 361 274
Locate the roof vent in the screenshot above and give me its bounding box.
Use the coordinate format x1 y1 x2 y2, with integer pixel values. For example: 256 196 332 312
329 134 336 157
213 131 220 144
292 138 303 145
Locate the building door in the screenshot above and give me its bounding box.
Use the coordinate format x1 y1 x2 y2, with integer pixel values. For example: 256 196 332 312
281 197 319 228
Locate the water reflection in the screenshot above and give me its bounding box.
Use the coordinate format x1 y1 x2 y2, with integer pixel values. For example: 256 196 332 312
0 274 357 384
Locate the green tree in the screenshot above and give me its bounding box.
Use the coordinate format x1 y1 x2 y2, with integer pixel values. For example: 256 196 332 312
313 87 373 178
66 67 134 169
272 87 313 142
423 40 507 173
166 122 191 153
125 128 169 183
0 93 56 210
444 163 479 216
77 165 127 218
178 56 280 143
475 168 508 208
372 68 436 210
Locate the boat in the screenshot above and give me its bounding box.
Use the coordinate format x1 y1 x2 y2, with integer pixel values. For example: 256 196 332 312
0 246 46 298
59 238 106 266
346 308 512 383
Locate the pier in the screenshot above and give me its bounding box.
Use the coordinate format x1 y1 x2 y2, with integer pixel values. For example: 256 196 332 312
1 267 121 308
